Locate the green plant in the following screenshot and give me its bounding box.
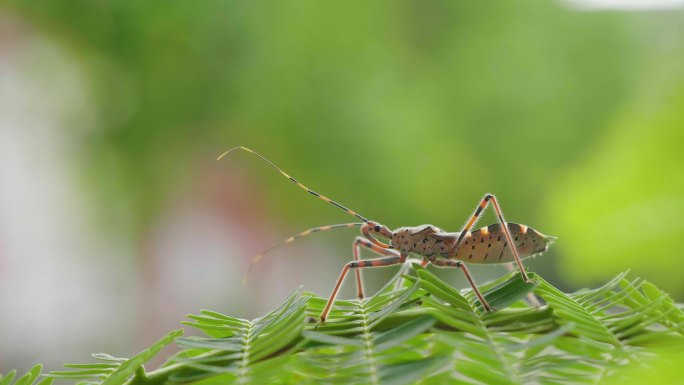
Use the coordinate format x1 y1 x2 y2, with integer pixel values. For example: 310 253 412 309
4 265 683 385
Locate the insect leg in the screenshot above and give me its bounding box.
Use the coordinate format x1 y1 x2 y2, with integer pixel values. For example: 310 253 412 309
320 253 404 323
242 223 363 286
448 193 529 282
352 236 398 299
432 259 492 312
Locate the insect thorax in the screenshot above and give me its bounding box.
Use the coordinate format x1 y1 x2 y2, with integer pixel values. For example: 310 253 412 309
390 225 456 256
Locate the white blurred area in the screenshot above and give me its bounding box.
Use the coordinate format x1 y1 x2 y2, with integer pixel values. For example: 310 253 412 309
0 15 239 371
0 14 136 370
0 13 358 373
562 0 684 10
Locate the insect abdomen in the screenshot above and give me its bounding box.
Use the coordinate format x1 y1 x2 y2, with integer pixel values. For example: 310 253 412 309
448 223 548 264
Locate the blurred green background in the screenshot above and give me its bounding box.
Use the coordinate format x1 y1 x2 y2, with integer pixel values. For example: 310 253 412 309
1 0 683 374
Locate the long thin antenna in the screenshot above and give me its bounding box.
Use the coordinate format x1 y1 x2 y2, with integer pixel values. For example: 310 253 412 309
243 223 363 286
218 146 369 222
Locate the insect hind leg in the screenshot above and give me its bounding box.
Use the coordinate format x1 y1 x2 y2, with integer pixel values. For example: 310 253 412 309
448 193 530 282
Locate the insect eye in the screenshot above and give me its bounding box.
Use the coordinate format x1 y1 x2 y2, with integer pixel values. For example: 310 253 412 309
374 225 381 232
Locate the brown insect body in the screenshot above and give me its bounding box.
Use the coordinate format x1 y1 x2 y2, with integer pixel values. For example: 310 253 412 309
390 223 552 264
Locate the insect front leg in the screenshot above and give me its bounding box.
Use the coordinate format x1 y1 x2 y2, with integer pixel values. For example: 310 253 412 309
319 251 404 324
352 236 397 299
448 193 529 282
432 259 492 312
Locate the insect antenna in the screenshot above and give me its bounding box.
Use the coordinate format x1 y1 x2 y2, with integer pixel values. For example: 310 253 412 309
218 146 369 222
243 223 364 286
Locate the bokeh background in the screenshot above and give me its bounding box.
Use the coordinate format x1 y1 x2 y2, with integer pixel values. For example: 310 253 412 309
1 0 683 374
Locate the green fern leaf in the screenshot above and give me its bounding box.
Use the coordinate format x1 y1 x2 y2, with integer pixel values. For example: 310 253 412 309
47 330 182 385
16 265 682 385
171 289 308 384
0 365 52 385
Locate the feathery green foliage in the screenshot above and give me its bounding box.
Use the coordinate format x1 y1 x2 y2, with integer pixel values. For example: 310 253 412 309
0 365 52 385
4 265 683 384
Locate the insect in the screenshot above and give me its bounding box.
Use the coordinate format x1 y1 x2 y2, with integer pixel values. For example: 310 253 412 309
219 146 556 323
